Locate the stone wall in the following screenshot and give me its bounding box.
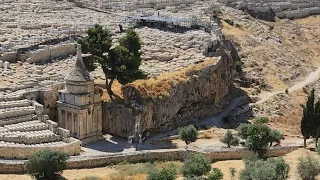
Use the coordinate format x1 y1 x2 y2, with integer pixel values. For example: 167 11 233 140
0 146 300 173
38 83 65 120
26 43 76 63
102 104 135 136
0 137 80 159
103 40 236 137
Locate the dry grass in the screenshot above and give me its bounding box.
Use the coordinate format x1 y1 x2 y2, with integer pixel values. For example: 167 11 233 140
265 74 289 90
2 149 320 180
267 90 307 136
95 80 124 103
199 131 215 139
222 14 320 90
124 58 217 98
97 58 217 103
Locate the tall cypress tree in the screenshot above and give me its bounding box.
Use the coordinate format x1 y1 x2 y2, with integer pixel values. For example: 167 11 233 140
314 100 320 147
301 89 315 147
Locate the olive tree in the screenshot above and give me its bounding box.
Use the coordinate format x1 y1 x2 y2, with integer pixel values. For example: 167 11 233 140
220 130 240 148
182 153 211 178
179 125 198 145
25 150 68 180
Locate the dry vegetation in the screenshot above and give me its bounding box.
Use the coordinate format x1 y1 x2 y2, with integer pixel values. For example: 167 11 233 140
123 58 217 98
253 90 307 136
97 58 218 103
1 149 319 180
221 14 320 90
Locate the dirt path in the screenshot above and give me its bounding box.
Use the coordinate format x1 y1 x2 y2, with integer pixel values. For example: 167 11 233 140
255 66 320 105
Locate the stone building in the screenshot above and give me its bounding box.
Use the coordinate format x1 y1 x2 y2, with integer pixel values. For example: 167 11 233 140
57 44 103 145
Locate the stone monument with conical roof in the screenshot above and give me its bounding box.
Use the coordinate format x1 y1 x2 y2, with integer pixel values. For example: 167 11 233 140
57 44 103 145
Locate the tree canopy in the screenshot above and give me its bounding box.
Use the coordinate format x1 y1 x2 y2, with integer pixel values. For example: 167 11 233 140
25 150 68 180
179 125 198 145
237 118 284 155
220 130 240 148
78 24 147 101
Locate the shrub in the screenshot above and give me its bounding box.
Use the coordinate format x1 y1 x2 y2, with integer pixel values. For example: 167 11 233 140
184 177 206 180
182 153 211 177
297 155 320 180
220 130 240 148
254 117 269 124
206 168 223 180
179 125 198 145
230 168 237 180
25 150 68 180
243 151 259 165
147 163 177 180
236 123 250 139
269 129 284 146
240 157 289 180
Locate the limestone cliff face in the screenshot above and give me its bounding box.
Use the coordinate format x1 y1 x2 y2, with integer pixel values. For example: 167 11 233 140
103 40 237 137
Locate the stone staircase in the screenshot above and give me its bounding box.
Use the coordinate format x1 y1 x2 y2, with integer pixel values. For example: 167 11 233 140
0 97 70 146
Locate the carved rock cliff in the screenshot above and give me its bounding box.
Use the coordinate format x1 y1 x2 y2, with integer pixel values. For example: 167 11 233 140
103 40 238 137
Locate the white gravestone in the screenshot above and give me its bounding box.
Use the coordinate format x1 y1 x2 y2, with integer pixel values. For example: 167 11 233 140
4 61 10 70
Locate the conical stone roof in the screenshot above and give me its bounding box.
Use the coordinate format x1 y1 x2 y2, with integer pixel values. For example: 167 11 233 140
65 44 92 82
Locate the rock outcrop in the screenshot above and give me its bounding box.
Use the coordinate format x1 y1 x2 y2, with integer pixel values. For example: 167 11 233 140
103 40 237 137
220 0 320 21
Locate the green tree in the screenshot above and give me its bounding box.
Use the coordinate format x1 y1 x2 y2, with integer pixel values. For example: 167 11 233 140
269 129 284 146
244 122 272 154
182 154 211 178
243 151 259 165
206 168 223 180
236 123 250 139
179 125 198 145
314 100 320 147
25 150 68 180
240 157 289 180
220 130 240 148
147 163 177 180
78 24 146 101
301 89 315 147
237 120 284 155
297 155 320 180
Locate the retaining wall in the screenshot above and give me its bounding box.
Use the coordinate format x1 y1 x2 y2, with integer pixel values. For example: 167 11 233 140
0 146 300 173
0 138 81 159
26 43 76 63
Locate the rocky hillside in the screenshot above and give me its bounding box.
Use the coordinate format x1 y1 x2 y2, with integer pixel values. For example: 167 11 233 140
220 6 320 92
219 5 320 136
